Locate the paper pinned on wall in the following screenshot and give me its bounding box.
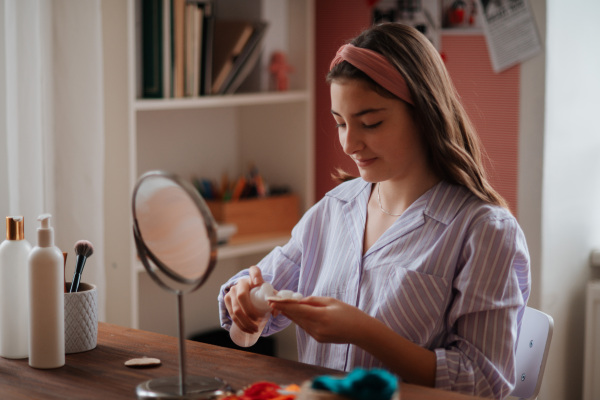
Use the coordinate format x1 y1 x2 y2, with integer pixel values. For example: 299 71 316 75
478 0 542 73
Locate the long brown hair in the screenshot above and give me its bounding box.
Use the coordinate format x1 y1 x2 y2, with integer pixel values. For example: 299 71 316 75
327 23 508 209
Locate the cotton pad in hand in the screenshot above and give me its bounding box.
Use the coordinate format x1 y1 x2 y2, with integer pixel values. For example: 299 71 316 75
267 290 303 302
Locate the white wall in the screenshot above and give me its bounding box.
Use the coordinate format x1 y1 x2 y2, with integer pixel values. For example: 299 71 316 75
518 0 546 311
0 2 8 216
536 0 600 398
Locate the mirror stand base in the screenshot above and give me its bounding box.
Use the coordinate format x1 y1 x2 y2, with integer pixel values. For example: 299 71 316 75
136 376 229 399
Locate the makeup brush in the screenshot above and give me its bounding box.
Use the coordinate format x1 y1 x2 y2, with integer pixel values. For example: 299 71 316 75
63 252 68 293
70 240 94 293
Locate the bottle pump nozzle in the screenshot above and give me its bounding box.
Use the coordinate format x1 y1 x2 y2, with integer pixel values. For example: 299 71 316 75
38 214 51 229
37 214 54 247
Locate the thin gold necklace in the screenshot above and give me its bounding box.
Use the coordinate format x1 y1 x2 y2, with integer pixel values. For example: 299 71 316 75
377 183 402 217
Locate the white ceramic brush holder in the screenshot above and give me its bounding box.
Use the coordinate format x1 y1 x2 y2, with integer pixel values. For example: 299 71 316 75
64 282 98 354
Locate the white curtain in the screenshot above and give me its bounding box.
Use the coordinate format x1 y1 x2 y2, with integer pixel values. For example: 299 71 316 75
0 0 106 320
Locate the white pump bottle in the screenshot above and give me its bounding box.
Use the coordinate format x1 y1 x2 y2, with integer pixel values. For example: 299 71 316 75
229 282 275 347
28 214 64 369
0 216 32 359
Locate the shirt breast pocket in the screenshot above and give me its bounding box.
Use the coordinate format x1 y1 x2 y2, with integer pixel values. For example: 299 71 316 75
376 268 450 346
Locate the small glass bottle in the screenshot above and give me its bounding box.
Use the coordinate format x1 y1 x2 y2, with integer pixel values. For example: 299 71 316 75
0 216 32 359
229 282 275 347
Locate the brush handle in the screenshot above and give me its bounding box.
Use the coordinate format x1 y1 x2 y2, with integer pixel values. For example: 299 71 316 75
69 255 87 293
63 253 68 293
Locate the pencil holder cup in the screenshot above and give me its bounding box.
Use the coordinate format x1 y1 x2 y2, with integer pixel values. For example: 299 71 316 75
64 282 98 354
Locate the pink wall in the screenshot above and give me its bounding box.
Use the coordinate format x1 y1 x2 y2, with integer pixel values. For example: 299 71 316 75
314 2 371 200
314 3 520 214
442 35 520 214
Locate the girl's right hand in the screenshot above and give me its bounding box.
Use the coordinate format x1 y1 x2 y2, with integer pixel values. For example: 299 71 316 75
223 266 266 334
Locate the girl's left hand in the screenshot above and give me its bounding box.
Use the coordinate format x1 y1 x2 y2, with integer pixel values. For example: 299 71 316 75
273 296 438 387
269 296 372 345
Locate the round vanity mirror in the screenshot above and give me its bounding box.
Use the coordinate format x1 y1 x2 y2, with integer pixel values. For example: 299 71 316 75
132 171 227 399
133 172 216 291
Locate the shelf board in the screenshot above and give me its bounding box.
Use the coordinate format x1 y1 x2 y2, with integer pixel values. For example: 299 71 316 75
217 234 289 260
135 90 309 111
134 235 289 273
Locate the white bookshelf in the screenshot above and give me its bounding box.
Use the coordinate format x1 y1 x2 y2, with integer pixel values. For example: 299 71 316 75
126 0 314 345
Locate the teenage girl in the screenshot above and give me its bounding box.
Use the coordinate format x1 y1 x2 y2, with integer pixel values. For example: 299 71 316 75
219 23 530 399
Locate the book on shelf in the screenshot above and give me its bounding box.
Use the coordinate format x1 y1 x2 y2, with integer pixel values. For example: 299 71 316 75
170 0 214 98
210 20 255 95
142 0 163 98
141 0 269 98
184 2 203 97
172 0 185 97
162 0 171 98
220 21 268 95
198 0 215 95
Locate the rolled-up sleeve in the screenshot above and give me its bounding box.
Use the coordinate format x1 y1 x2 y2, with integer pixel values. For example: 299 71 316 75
434 215 530 399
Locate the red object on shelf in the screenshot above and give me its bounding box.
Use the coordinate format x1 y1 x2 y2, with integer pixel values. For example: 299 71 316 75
269 51 294 92
449 1 466 25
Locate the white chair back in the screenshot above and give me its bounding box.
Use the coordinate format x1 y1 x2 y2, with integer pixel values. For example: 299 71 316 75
510 306 554 400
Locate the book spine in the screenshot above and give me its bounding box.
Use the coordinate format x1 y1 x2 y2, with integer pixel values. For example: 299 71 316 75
142 0 164 98
162 0 171 98
173 0 185 97
200 1 214 96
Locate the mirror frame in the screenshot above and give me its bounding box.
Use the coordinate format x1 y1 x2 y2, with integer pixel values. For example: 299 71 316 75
132 170 218 295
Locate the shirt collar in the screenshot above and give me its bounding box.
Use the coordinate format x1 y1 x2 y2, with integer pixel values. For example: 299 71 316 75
326 178 371 203
327 178 473 226
423 181 472 225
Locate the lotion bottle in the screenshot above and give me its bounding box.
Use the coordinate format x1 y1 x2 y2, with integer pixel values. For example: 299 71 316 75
28 214 64 369
0 216 32 358
229 282 275 347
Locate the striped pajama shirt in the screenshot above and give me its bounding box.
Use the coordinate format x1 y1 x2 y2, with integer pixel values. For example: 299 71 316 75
219 178 530 399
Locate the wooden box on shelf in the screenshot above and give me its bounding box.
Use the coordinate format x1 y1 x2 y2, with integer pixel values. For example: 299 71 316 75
206 194 300 243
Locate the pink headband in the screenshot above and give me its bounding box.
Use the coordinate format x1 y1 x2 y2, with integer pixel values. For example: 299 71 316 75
329 44 413 105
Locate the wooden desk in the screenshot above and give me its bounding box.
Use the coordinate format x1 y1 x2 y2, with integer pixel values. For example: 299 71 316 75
0 323 482 399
